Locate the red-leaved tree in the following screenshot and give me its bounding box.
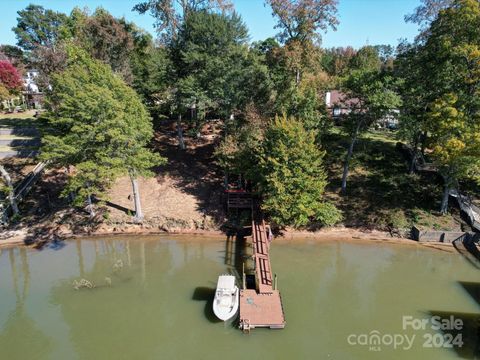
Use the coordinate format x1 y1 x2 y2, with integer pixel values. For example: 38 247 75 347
0 60 23 92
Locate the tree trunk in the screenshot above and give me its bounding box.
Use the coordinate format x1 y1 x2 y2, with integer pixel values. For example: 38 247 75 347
295 68 301 86
0 165 19 216
87 193 95 218
177 115 185 150
420 131 427 156
440 183 450 215
130 175 144 223
409 151 417 174
67 166 76 203
409 134 420 174
341 122 361 194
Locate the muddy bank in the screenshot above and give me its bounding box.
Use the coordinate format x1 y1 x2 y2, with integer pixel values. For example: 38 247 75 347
0 222 457 255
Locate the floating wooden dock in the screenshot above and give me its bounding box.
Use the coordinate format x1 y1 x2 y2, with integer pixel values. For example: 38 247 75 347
239 218 286 332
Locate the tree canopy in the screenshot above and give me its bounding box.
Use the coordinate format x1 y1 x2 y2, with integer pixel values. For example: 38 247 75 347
257 115 341 227
13 4 69 51
41 46 164 218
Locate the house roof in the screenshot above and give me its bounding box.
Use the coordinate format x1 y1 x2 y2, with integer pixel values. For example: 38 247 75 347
327 90 361 109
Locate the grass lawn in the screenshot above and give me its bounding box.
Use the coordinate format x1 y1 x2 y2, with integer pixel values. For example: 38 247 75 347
322 127 463 232
0 110 36 120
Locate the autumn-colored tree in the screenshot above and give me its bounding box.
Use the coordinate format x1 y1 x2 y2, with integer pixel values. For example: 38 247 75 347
426 94 480 213
266 0 338 44
75 8 135 80
421 0 480 212
0 60 23 93
321 46 356 77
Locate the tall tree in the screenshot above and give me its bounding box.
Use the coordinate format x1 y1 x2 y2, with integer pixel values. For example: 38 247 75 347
171 10 270 119
266 0 338 44
426 94 480 213
13 4 68 51
75 8 136 80
41 46 165 221
340 69 402 193
419 0 480 212
257 115 341 227
266 0 337 88
396 42 433 173
133 0 233 42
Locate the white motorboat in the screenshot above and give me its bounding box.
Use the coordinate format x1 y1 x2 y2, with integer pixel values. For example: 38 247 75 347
213 275 239 321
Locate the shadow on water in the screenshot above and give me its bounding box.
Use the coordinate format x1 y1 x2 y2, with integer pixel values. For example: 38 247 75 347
195 227 247 326
192 286 223 324
427 310 480 359
459 281 480 307
224 227 250 276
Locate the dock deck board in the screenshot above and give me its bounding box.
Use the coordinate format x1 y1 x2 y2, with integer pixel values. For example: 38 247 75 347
239 216 286 331
239 289 285 330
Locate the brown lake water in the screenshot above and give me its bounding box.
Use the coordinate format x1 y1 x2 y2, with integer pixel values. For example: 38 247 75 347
0 236 479 360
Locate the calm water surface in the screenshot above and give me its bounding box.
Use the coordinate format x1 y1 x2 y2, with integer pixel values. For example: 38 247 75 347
0 236 479 360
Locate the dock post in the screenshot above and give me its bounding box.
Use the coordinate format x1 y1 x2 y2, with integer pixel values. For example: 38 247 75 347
242 262 246 290
274 273 278 290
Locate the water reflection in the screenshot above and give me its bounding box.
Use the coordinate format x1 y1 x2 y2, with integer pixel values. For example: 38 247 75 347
0 248 53 358
49 239 168 359
1 238 479 360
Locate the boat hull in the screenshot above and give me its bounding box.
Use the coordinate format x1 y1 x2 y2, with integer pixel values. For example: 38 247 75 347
213 275 239 321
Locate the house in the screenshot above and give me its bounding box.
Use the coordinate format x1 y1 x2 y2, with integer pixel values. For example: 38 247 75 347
325 90 359 120
325 90 399 129
22 69 44 109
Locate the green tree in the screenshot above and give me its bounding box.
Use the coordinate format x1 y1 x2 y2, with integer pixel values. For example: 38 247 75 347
129 35 172 109
257 115 341 227
41 46 165 221
133 0 233 42
320 46 356 77
171 10 271 120
13 4 69 51
426 94 480 213
417 0 480 212
349 46 381 72
340 69 402 193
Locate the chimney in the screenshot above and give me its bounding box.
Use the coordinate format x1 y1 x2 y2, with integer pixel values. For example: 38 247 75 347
325 91 331 107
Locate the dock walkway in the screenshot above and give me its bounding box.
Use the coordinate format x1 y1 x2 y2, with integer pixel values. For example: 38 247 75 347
239 217 285 332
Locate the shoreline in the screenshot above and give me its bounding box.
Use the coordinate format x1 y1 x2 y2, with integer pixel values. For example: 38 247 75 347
0 225 456 253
